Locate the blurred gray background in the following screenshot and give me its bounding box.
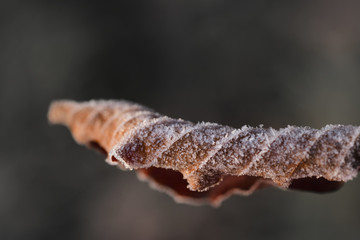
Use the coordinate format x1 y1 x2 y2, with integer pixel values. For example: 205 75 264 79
1 0 360 239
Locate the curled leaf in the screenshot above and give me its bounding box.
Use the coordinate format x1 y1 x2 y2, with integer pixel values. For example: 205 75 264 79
48 100 360 206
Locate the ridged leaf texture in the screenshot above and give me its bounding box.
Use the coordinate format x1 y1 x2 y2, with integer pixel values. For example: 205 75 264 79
48 100 360 206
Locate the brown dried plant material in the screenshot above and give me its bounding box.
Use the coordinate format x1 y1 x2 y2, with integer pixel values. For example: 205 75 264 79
48 99 360 206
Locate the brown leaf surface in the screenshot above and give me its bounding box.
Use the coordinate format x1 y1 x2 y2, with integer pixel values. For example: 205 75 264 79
48 100 360 206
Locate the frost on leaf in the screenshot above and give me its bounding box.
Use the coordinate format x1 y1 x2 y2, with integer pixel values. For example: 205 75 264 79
48 99 360 206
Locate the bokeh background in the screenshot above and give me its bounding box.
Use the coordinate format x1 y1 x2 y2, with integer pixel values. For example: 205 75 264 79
1 0 360 239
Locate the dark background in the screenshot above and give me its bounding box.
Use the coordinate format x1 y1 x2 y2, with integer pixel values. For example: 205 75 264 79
1 0 360 239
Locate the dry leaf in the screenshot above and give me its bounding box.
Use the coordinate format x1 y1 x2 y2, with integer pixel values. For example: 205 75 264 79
48 100 360 206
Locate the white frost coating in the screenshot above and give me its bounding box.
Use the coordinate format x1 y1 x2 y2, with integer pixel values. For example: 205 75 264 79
287 126 325 179
314 125 350 179
189 122 233 146
331 126 360 179
240 126 279 175
208 125 255 172
287 124 356 181
252 126 296 178
139 119 194 167
179 122 234 177
151 121 196 166
188 128 242 177
108 110 155 147
110 116 170 168
49 99 360 199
